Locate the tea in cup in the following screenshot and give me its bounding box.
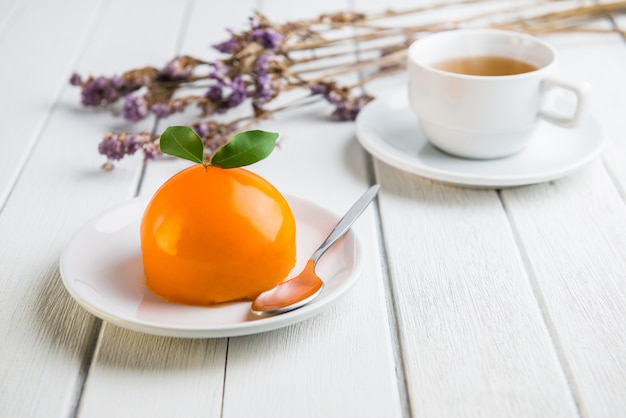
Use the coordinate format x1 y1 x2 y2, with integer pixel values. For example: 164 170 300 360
407 29 590 159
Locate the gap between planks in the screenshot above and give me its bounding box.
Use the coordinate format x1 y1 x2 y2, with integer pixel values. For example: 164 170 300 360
0 0 107 214
351 0 412 414
70 0 198 416
497 189 585 418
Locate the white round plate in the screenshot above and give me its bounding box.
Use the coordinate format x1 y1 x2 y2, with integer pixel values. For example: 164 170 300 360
356 91 605 187
60 196 363 338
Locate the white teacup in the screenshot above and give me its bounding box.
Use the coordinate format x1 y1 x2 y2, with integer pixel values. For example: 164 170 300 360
407 29 590 159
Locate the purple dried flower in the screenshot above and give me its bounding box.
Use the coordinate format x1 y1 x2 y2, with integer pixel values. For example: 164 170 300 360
256 54 274 73
151 103 171 118
94 77 107 89
193 121 210 138
134 132 159 159
171 100 186 113
98 131 158 166
208 62 228 84
161 56 193 80
102 84 120 102
310 81 372 120
251 54 279 104
123 94 148 122
255 74 274 103
213 38 239 54
111 75 125 88
151 98 189 119
122 133 142 154
98 134 125 161
69 73 82 86
143 141 159 160
80 77 109 106
327 90 343 104
213 29 242 54
78 76 132 106
248 16 283 49
206 85 223 102
310 81 331 96
331 94 373 121
251 28 283 50
226 76 247 108
331 105 353 122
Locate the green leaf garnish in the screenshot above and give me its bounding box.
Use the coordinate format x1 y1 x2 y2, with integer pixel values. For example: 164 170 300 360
158 127 278 169
160 126 205 165
210 130 279 168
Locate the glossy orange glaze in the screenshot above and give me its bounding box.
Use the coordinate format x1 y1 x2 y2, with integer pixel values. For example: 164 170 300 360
140 164 296 305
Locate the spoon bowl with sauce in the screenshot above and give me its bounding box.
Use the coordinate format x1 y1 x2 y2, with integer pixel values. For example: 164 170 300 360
250 185 380 316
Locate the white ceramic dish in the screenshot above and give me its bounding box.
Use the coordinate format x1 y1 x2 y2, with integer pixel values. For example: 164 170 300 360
59 196 363 338
355 91 605 187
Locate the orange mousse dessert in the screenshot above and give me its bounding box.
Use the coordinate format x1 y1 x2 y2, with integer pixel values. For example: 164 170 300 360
140 164 296 305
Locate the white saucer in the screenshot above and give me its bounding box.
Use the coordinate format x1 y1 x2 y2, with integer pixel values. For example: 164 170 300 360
355 92 605 187
59 196 363 338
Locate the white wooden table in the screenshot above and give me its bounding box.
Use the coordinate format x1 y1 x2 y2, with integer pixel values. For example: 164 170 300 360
1 1 625 417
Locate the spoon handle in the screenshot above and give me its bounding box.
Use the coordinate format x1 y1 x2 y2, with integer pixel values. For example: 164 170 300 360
310 184 380 264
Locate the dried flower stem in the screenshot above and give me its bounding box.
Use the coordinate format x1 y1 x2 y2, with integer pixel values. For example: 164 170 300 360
69 0 626 168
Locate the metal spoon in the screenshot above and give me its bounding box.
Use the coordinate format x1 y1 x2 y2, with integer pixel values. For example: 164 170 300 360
250 184 380 316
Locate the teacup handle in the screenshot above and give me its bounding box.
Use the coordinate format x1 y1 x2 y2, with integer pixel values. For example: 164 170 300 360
539 78 591 128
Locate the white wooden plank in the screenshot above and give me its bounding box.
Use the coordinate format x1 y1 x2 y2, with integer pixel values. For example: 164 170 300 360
499 28 626 417
0 0 183 416
0 0 21 35
0 0 105 209
502 164 626 418
607 0 626 194
547 28 626 195
373 157 579 417
78 325 227 418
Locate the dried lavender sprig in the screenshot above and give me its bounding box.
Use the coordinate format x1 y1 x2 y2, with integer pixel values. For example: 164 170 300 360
73 1 626 169
97 91 331 168
75 2 623 117
98 131 159 170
